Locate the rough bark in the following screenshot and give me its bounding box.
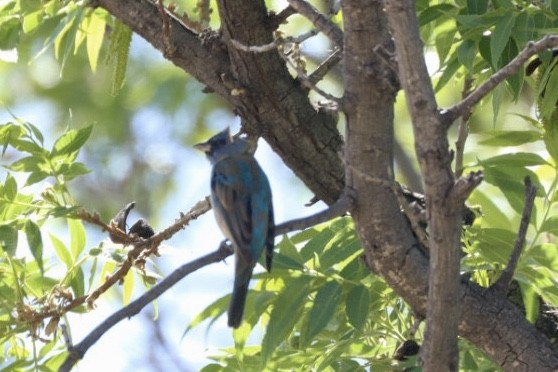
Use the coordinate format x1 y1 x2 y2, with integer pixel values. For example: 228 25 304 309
97 0 558 370
383 0 462 368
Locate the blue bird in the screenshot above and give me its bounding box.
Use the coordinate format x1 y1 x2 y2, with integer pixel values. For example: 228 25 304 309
195 128 274 328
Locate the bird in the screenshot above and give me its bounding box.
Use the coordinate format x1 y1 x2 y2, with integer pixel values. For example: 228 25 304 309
194 128 274 328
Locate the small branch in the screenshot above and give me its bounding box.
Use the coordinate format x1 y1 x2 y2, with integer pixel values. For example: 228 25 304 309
492 177 537 294
58 241 233 372
59 196 352 370
454 77 474 178
286 0 344 48
269 6 297 29
230 30 318 53
276 195 352 234
442 35 558 125
450 170 484 204
307 48 342 85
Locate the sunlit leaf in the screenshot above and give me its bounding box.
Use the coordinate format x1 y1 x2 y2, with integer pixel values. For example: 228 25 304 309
68 218 86 259
301 280 342 347
261 276 311 365
346 285 370 329
24 220 43 274
0 224 18 256
490 13 515 68
51 125 93 157
478 131 541 146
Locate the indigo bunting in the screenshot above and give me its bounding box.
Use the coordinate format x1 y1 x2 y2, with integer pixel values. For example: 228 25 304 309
195 128 274 328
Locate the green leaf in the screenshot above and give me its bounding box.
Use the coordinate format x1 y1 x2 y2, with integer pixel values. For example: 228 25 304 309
301 281 342 347
479 153 548 167
501 39 523 100
186 295 230 333
106 20 132 96
418 4 456 25
70 266 85 298
51 125 93 157
50 233 72 268
122 270 134 305
519 282 539 324
4 174 17 201
435 56 460 92
467 0 489 14
25 171 49 186
277 236 303 265
0 224 18 256
24 220 43 274
457 39 477 73
435 29 456 66
540 66 558 122
261 276 311 365
85 9 106 72
490 13 515 68
59 162 91 180
482 166 543 214
22 9 42 34
539 216 558 237
68 218 86 259
478 131 541 146
300 227 335 262
0 15 21 49
345 285 370 329
475 228 516 265
8 156 42 172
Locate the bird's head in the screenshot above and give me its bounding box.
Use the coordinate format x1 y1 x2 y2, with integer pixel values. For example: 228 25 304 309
194 128 249 164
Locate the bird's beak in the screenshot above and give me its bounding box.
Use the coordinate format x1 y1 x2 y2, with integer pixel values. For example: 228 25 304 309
194 141 211 153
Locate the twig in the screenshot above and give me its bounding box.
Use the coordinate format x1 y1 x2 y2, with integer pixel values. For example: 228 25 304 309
269 6 297 29
286 0 344 48
275 195 351 234
230 30 318 53
21 198 212 325
59 196 352 371
307 48 342 85
454 77 474 178
450 170 484 204
442 35 558 126
492 177 537 294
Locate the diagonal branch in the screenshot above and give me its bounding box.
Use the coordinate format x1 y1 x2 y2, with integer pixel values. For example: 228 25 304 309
286 0 344 48
442 35 558 126
492 177 537 293
58 197 351 371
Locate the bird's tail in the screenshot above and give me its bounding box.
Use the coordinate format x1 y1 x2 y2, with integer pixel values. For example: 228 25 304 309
228 263 253 328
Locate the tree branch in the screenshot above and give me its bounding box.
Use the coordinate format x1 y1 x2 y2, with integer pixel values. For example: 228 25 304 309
492 177 537 293
58 241 233 372
383 0 462 368
442 35 558 126
286 0 344 48
58 199 351 371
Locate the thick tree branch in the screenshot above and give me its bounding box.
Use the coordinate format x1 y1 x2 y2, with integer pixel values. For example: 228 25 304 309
493 177 537 293
98 0 345 205
215 0 344 204
383 0 463 368
442 35 558 126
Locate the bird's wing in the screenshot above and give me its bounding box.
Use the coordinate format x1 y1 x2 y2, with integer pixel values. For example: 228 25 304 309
211 156 256 263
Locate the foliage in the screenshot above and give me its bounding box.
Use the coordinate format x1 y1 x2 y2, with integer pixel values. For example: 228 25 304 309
1 0 558 370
